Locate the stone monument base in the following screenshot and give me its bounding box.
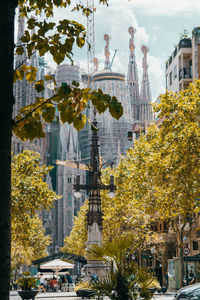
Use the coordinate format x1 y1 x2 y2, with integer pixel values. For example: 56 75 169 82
83 260 108 281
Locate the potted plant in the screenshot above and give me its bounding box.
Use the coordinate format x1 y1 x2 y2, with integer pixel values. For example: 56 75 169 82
17 272 38 300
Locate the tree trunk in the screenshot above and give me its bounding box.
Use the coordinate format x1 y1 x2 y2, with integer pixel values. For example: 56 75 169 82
0 1 17 299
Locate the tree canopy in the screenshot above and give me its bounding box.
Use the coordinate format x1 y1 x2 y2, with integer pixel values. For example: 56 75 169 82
11 150 60 268
62 81 200 275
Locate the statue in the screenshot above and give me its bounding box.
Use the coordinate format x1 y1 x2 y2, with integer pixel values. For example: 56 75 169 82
104 33 111 69
93 57 99 72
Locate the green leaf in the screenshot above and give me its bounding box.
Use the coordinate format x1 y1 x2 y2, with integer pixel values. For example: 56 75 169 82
16 46 24 56
76 36 85 48
35 80 45 93
42 107 56 123
109 97 123 120
73 114 86 131
53 0 62 5
61 82 71 95
60 108 75 124
21 30 31 43
72 81 79 87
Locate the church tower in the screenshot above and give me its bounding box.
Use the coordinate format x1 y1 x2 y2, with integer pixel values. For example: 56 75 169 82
127 26 140 122
139 45 153 123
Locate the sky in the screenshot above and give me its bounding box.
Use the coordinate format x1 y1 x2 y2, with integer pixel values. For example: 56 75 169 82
51 0 200 101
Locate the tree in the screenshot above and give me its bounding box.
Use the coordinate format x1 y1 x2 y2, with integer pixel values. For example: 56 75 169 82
0 0 124 298
11 150 60 276
62 200 88 256
133 81 200 285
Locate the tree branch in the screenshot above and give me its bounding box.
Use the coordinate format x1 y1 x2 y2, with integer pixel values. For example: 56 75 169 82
13 94 56 126
14 50 38 71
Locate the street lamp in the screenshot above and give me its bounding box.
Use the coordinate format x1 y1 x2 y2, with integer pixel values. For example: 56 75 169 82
73 109 116 243
151 246 156 277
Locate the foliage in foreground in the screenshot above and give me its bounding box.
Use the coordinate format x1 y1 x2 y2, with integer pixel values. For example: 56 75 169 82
16 272 37 290
87 237 156 300
11 150 60 268
13 0 123 141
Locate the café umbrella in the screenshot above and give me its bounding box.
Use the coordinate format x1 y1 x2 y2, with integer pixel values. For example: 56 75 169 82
40 259 74 279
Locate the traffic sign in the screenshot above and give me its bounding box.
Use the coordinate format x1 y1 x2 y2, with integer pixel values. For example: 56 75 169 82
183 247 190 256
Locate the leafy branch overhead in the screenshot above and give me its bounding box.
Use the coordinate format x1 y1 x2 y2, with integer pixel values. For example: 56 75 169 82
13 0 123 141
13 77 123 140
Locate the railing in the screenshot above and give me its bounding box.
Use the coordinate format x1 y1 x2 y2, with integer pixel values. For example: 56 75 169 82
179 67 192 80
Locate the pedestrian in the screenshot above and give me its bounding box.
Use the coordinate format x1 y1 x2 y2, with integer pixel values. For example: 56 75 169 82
66 272 73 284
165 272 168 288
39 274 46 293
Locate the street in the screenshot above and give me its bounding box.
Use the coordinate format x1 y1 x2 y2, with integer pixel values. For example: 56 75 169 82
10 291 176 300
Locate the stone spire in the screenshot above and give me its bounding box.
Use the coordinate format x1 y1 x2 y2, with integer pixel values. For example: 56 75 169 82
67 128 76 160
127 26 140 121
139 45 152 122
104 33 111 70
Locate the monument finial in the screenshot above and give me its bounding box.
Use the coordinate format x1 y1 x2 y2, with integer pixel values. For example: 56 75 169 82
104 33 111 70
141 45 149 73
128 26 136 53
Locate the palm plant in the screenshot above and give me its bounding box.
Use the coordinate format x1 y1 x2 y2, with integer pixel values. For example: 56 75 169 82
87 237 156 300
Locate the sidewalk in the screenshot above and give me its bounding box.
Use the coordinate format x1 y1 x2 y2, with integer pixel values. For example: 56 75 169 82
10 291 78 300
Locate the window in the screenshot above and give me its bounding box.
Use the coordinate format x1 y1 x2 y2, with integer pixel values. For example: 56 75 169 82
196 230 200 239
68 177 72 183
174 65 177 79
169 71 172 85
193 241 198 251
166 75 168 89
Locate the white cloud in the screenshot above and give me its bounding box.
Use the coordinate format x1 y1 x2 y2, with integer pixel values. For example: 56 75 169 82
110 0 200 16
42 1 166 99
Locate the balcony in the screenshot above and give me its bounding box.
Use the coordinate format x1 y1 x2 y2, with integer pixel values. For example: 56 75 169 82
179 67 192 81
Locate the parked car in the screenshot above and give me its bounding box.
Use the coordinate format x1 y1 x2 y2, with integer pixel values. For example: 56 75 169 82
174 283 200 300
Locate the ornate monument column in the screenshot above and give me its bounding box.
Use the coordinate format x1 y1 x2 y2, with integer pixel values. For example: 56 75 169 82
73 110 116 278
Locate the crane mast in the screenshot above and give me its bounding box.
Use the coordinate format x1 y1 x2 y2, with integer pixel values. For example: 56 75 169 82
86 0 95 74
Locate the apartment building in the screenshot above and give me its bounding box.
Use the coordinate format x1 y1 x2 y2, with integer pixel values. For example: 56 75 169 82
166 27 200 93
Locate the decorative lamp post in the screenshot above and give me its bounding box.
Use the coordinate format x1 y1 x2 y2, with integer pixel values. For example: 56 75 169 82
73 109 116 245
73 109 116 278
151 246 156 277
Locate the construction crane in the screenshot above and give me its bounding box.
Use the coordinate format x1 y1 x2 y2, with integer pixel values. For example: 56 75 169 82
79 0 96 74
56 159 88 171
86 0 96 74
110 49 119 69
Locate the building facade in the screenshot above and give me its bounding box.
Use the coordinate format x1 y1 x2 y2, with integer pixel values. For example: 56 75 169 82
165 27 200 93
